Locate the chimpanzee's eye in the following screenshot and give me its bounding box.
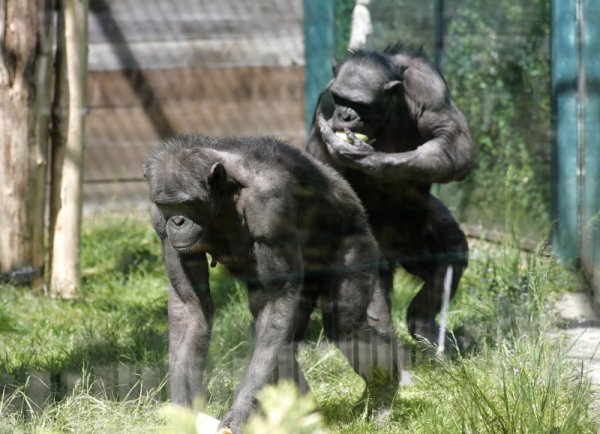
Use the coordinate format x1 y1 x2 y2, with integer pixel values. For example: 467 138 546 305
332 94 355 108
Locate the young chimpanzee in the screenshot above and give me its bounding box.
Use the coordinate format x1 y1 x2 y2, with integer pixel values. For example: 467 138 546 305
144 134 400 433
307 44 476 350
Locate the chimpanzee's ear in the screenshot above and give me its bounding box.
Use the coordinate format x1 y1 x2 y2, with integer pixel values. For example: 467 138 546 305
383 80 402 93
208 162 227 190
332 58 341 76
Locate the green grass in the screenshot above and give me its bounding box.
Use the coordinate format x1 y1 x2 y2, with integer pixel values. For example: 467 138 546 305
0 372 166 434
0 212 598 433
0 214 169 375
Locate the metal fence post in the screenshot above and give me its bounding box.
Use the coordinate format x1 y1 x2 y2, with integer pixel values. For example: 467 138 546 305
551 0 581 264
304 0 335 135
582 0 600 297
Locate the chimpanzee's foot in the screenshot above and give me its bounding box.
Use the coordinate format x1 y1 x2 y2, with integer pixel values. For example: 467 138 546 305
410 318 465 364
353 366 399 419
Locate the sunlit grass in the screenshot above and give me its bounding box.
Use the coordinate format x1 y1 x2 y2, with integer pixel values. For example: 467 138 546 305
0 371 166 434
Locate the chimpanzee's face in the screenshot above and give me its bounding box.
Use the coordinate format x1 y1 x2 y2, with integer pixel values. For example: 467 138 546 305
145 154 227 255
329 59 401 137
152 199 211 254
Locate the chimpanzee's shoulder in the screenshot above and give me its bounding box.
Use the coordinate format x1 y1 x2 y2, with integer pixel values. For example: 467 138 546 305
382 44 449 110
381 42 440 77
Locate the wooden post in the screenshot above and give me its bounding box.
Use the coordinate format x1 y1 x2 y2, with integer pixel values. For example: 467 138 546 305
49 0 88 298
0 1 52 286
34 1 56 287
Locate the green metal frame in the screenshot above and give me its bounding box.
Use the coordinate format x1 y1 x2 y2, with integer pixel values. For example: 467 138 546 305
303 0 335 134
551 0 580 264
552 0 600 291
581 0 600 290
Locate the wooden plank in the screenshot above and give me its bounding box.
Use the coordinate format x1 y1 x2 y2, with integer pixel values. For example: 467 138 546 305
88 35 304 71
87 66 304 108
84 100 306 182
89 14 302 44
83 180 149 212
84 140 156 181
89 0 303 18
86 100 305 142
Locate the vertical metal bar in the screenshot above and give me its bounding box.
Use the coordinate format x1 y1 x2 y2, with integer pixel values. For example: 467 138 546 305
304 0 335 135
551 0 580 264
576 0 585 257
582 0 600 296
434 0 445 71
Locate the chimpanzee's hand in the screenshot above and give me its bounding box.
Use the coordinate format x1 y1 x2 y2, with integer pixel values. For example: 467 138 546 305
317 114 376 172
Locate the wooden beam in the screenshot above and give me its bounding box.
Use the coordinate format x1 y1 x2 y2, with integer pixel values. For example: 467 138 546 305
49 0 89 298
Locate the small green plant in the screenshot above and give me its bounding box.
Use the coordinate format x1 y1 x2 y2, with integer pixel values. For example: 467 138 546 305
245 381 327 434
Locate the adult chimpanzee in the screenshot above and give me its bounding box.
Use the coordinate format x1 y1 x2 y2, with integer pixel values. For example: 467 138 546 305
144 134 400 433
306 44 475 350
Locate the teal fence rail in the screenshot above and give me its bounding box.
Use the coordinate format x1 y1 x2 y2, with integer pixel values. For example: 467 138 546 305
552 0 600 299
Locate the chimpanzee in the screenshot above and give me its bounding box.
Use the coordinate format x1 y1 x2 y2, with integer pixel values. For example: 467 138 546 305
144 134 400 433
306 44 475 350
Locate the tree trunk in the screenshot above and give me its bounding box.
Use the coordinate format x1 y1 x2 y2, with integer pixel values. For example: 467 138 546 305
0 0 52 287
49 0 88 298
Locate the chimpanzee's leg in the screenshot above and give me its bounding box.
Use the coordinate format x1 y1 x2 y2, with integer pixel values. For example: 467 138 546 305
220 241 305 433
403 196 468 350
163 245 213 406
321 233 400 410
250 279 316 394
366 265 395 340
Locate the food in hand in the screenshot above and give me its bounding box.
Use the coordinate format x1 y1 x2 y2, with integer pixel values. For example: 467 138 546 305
335 131 370 143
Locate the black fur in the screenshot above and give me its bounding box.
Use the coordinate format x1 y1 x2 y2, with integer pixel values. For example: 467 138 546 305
307 44 475 348
145 134 400 433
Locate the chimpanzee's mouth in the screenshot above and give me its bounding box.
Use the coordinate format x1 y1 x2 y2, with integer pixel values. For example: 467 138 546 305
170 240 199 250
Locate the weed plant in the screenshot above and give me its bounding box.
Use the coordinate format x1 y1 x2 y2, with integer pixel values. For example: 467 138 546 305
0 211 598 433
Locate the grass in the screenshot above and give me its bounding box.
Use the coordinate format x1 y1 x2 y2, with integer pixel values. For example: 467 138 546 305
0 215 169 375
0 211 598 433
0 373 166 434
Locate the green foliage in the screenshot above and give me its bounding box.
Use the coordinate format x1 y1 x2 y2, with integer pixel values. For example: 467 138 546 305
245 381 327 434
369 0 434 49
334 0 356 58
441 0 551 234
157 381 328 434
367 0 551 235
158 404 198 434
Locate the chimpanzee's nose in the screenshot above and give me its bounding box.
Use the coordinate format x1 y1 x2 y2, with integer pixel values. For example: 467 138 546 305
341 108 353 122
172 216 185 226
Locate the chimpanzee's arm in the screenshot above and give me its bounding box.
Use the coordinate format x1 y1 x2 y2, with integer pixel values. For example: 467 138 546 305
220 238 303 433
317 106 474 184
163 241 213 406
370 104 474 183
